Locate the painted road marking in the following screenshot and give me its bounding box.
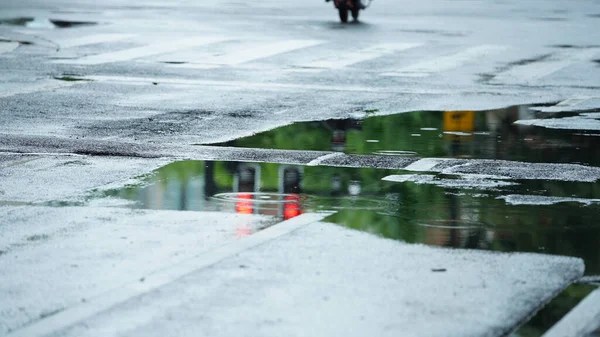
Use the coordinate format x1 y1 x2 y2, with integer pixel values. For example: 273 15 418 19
171 39 325 69
307 152 344 166
5 212 333 337
382 45 507 77
554 96 597 107
292 42 423 71
543 288 600 337
53 36 231 65
57 34 136 49
530 96 600 112
493 48 600 84
0 41 19 55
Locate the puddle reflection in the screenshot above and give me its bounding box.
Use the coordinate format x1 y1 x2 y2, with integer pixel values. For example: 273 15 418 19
101 159 600 277
211 105 600 166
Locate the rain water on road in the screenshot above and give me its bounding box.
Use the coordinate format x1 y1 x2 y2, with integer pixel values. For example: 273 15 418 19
94 105 600 336
98 105 600 271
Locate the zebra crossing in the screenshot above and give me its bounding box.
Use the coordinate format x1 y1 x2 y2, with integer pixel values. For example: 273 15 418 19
2 31 599 85
55 33 136 49
491 48 600 85
169 39 326 69
52 36 233 65
288 42 422 72
381 44 508 78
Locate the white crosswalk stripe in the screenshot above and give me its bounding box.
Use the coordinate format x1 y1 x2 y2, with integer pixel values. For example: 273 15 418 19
530 96 600 112
382 45 507 77
0 41 19 55
290 42 423 72
170 39 325 69
53 36 231 65
492 48 600 84
57 34 136 49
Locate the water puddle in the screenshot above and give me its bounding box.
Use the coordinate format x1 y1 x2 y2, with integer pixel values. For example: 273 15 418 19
83 104 600 334
94 159 600 277
90 154 600 335
209 105 600 166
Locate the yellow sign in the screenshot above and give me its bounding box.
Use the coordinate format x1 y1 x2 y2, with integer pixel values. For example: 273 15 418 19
443 111 475 132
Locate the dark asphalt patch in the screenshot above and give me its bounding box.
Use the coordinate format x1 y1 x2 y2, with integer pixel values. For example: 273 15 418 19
48 19 97 28
0 133 332 164
0 38 33 45
72 150 143 157
79 109 216 138
0 17 97 28
321 153 416 168
0 134 164 158
59 160 90 166
26 234 50 242
54 76 91 82
506 54 553 67
550 44 600 49
476 73 495 83
227 111 257 118
38 308 63 320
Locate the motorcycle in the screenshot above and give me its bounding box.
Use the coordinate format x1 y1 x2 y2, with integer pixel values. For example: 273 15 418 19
330 0 372 23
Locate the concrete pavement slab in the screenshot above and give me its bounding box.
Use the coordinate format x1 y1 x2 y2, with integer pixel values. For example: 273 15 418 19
0 206 276 335
36 221 584 337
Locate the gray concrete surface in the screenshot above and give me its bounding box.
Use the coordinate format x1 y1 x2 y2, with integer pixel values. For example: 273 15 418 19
29 221 583 337
0 206 276 335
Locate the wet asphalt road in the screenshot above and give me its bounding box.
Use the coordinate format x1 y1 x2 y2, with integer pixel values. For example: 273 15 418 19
1 0 600 336
1 0 600 150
